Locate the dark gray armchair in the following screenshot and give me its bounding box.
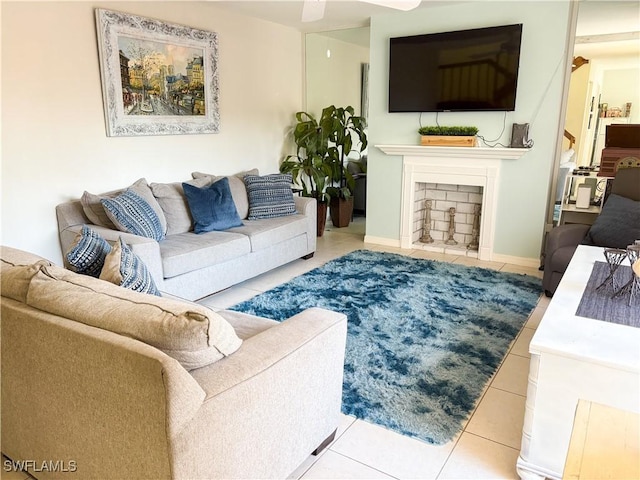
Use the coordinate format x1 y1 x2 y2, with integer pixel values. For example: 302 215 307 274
348 157 367 215
542 167 640 296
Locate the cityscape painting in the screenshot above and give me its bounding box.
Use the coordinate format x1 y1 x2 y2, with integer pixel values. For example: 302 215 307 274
96 9 219 136
118 36 206 117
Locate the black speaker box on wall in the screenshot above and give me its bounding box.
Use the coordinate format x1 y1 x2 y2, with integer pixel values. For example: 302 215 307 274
510 123 530 148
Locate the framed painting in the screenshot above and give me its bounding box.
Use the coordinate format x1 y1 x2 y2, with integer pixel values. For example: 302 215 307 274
95 9 219 137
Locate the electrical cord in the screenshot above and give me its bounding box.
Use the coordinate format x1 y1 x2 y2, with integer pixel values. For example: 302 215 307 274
476 111 509 147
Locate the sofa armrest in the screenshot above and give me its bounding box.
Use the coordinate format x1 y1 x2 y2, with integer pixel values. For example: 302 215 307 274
191 307 346 397
57 223 164 289
295 196 317 254
180 307 347 478
1 299 205 478
545 224 590 258
543 224 590 296
294 195 316 216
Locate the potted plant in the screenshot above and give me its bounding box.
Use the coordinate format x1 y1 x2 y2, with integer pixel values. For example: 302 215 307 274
323 105 368 227
418 125 479 147
280 110 333 236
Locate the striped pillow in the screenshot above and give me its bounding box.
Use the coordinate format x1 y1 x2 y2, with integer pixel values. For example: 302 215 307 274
244 173 296 220
100 237 160 296
66 225 112 278
102 190 165 241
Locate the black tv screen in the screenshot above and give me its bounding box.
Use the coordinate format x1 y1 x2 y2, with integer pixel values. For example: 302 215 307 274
389 24 523 112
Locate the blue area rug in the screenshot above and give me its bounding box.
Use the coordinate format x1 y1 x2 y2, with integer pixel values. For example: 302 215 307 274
230 250 541 444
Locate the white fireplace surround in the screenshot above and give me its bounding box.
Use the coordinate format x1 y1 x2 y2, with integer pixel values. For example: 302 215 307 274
376 145 528 261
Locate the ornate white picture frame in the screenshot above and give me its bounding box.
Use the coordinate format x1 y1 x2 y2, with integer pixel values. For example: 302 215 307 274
95 9 219 137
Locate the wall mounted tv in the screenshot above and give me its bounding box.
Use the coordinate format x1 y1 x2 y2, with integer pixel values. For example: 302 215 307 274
388 24 523 112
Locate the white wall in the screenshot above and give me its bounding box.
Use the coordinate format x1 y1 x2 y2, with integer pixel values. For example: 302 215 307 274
601 67 640 122
1 1 303 264
306 31 369 118
365 1 573 263
564 63 591 159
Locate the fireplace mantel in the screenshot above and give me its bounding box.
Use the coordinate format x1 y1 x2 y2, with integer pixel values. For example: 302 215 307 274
376 144 529 260
376 144 529 160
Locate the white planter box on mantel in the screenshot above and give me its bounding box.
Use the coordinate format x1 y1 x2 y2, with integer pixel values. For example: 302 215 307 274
376 144 529 261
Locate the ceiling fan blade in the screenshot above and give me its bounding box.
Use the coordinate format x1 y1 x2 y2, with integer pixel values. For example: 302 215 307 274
359 0 422 11
302 0 326 22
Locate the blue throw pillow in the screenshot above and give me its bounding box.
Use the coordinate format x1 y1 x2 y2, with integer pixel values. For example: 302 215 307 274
182 177 243 233
66 225 112 278
583 193 640 248
244 173 296 220
101 190 165 241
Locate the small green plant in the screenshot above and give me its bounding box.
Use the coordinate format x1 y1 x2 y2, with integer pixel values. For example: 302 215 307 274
418 126 478 136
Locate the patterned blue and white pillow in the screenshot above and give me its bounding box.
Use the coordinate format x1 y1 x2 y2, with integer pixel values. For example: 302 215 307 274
101 190 165 241
66 225 112 278
244 173 296 220
100 237 160 296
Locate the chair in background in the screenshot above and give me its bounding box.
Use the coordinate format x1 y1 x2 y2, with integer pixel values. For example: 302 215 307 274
348 156 367 215
542 167 640 297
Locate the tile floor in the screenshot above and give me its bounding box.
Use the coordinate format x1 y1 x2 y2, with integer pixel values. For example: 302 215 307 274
197 217 546 480
2 217 547 480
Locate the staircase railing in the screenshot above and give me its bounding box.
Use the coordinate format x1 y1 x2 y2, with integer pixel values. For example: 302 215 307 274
564 130 576 149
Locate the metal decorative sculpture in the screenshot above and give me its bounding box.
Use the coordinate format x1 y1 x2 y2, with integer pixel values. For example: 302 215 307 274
445 207 457 245
468 204 481 251
420 199 434 244
613 245 640 305
596 248 627 293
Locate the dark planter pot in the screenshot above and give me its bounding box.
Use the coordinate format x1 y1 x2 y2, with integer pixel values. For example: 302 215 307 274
329 196 353 228
317 202 328 237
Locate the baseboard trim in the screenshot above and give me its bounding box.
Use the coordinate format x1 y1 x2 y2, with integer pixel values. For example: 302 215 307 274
364 237 541 269
364 235 401 248
491 253 540 269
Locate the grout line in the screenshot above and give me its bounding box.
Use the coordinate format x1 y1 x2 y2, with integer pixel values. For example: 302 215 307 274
463 431 521 452
490 385 527 398
295 416 359 479
434 432 465 479
328 450 401 480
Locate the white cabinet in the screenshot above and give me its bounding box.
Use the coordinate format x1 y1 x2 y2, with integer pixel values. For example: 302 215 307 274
516 246 640 480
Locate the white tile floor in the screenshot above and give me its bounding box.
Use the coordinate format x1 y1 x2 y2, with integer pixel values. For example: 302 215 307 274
199 217 546 480
2 217 546 480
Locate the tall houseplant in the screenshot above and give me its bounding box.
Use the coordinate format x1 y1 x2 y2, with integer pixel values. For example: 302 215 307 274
280 110 333 236
324 105 368 227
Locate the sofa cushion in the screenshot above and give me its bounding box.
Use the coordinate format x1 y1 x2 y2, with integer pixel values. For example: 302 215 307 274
160 231 251 279
81 179 167 234
1 247 54 302
0 246 53 267
182 178 243 233
244 173 296 220
25 264 242 370
66 225 112 278
583 193 640 249
191 169 259 220
81 191 118 229
0 260 50 303
100 237 161 296
228 214 308 252
150 177 212 235
217 310 278 340
102 190 165 242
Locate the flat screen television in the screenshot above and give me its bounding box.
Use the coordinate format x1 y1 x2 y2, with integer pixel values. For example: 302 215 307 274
388 24 523 112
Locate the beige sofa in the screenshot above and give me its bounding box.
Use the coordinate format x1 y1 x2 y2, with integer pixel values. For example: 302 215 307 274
55 172 317 301
1 247 347 479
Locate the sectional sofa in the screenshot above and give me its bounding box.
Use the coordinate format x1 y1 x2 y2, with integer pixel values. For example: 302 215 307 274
55 170 317 300
1 246 348 479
